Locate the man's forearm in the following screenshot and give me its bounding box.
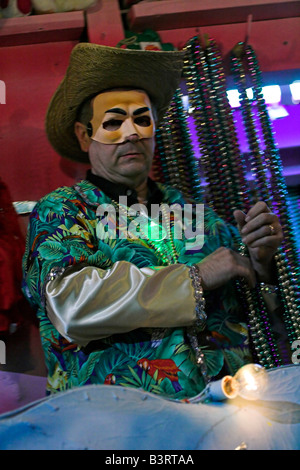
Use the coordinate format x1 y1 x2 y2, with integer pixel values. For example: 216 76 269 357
45 261 196 346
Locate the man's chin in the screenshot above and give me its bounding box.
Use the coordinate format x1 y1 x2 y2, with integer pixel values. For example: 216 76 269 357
118 160 149 173
117 166 150 183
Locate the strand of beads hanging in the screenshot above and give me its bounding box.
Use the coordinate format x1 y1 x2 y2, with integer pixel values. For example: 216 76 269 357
275 249 300 346
235 244 282 368
230 46 289 365
242 44 300 346
204 38 238 223
183 36 250 223
286 188 300 265
169 88 204 202
230 42 300 355
183 37 224 214
230 43 271 204
205 39 252 222
206 39 252 218
230 45 281 364
155 112 182 191
190 36 229 218
245 45 300 281
153 128 173 186
183 37 281 367
110 199 179 266
155 87 203 203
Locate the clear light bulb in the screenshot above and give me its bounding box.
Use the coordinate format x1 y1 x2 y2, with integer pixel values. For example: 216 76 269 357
233 363 268 400
204 364 268 402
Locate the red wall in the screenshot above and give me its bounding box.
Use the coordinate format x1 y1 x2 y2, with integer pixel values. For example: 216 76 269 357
0 42 90 203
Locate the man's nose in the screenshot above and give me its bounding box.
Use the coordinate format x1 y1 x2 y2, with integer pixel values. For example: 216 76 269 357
122 119 140 142
126 133 140 143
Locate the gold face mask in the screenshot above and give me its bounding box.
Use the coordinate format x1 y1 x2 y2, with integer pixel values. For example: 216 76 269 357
88 90 155 144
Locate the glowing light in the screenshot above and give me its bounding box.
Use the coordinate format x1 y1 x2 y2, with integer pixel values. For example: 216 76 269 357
181 95 189 111
227 89 241 108
262 85 281 104
267 104 289 120
186 83 292 113
289 81 300 103
190 363 269 403
231 363 268 400
226 88 254 107
246 88 253 100
227 86 283 107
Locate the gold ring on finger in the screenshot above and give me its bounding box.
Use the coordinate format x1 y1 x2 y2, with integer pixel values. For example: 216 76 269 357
269 224 275 236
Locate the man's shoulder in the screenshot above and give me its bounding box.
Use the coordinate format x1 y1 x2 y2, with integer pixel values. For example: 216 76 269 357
33 180 104 217
34 185 77 210
41 185 77 200
37 180 97 204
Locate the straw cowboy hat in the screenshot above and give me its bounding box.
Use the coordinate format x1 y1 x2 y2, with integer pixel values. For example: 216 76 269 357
46 43 184 163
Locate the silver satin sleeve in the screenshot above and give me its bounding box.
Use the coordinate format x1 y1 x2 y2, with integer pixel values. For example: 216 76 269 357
45 261 196 346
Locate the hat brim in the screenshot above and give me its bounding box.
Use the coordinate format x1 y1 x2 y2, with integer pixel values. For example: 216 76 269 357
46 43 184 163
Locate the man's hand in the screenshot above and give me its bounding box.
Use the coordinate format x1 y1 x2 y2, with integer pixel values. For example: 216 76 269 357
233 201 283 283
196 247 256 290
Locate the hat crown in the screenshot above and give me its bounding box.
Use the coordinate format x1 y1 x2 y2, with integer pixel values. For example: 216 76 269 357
46 43 184 162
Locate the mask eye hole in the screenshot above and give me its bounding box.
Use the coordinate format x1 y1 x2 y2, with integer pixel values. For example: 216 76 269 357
134 115 151 127
102 119 123 131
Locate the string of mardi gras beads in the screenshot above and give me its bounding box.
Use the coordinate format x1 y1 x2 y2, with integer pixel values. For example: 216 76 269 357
246 46 300 274
195 37 238 223
286 188 300 263
228 45 290 366
231 43 300 345
204 38 253 221
230 42 300 351
183 37 224 214
152 128 170 186
230 44 271 204
182 36 281 367
155 88 203 202
155 111 181 190
226 45 281 366
202 38 282 366
183 36 252 224
168 89 204 202
245 45 300 346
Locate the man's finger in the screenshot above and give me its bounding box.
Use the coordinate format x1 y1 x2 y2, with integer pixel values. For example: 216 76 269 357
233 209 247 232
244 201 271 222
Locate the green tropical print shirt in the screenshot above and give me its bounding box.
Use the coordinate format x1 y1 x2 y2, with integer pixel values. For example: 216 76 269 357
22 180 252 399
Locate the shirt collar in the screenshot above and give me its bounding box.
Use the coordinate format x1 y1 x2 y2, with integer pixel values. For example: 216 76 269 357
85 169 163 208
